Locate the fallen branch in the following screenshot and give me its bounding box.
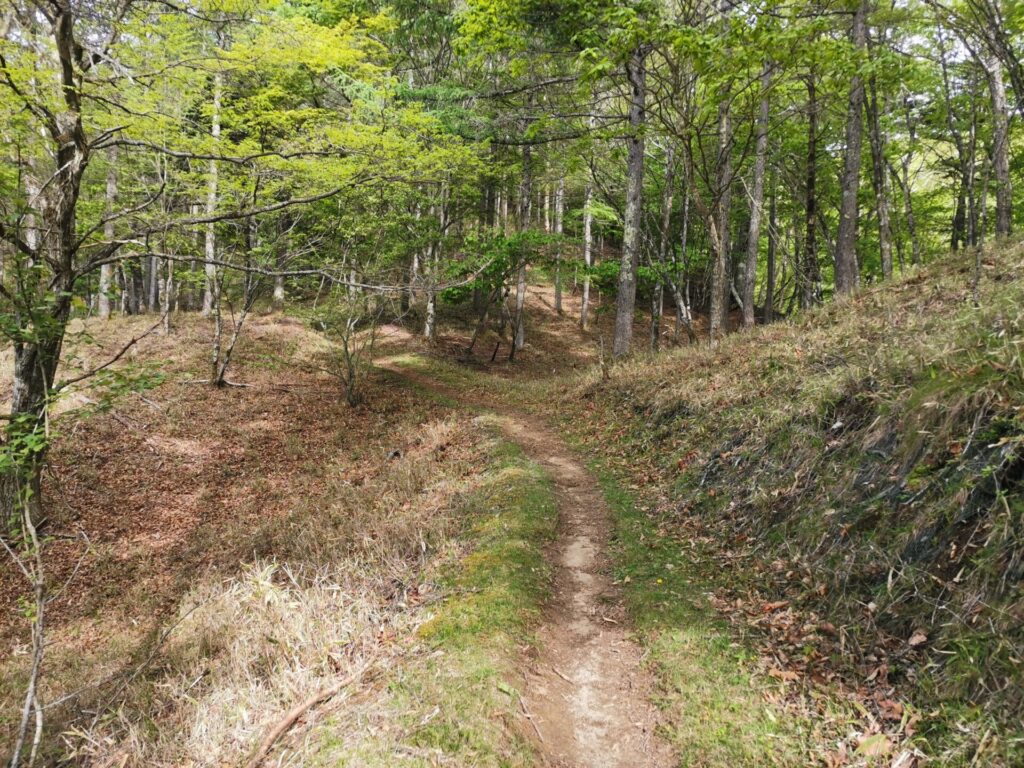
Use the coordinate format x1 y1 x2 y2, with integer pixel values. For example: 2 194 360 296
519 695 544 743
244 662 370 768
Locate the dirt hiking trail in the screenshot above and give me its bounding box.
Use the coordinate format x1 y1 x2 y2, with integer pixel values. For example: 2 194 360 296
384 363 673 768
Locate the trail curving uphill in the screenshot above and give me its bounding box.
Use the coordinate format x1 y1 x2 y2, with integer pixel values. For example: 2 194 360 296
383 362 672 768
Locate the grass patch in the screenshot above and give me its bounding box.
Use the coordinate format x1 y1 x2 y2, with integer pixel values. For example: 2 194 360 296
308 426 558 766
590 459 816 767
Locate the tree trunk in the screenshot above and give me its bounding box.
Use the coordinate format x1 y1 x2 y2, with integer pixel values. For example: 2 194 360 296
148 254 160 310
672 182 697 343
977 153 991 248
612 46 647 358
543 183 551 233
423 258 436 341
742 67 770 328
866 73 893 279
127 258 144 314
423 200 442 341
273 217 287 311
952 184 967 251
835 0 868 296
967 88 980 248
898 97 922 266
554 175 564 314
937 31 972 253
985 53 1012 237
764 178 777 323
709 96 731 343
98 150 116 319
802 74 821 308
161 256 174 335
581 181 593 330
202 70 222 317
652 147 674 350
511 142 532 358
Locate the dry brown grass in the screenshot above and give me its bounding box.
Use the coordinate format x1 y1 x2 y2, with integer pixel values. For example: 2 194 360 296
0 313 500 765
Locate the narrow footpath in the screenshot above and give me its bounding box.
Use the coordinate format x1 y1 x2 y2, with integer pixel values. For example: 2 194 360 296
385 362 673 768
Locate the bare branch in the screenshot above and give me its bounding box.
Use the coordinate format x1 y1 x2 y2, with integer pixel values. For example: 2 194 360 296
54 315 166 391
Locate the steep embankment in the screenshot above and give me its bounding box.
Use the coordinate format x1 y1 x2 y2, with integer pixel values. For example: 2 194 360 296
563 245 1024 765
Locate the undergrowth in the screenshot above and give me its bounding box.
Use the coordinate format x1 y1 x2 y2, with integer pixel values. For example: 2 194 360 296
591 463 819 766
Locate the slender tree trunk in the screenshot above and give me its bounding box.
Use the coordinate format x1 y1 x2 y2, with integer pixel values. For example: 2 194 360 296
581 180 593 330
554 175 564 314
743 66 770 328
967 89 980 248
141 255 151 312
98 150 116 319
161 257 174 334
424 199 443 341
985 53 1012 237
835 0 868 296
512 256 527 352
978 154 991 247
202 70 222 317
273 244 286 312
187 201 200 311
129 259 144 314
867 74 893 279
764 178 777 323
673 183 697 342
423 250 436 341
652 147 674 350
952 184 967 251
709 96 731 343
544 183 551 233
511 142 532 358
612 46 647 358
147 255 160 310
802 73 821 308
937 31 971 252
899 100 921 266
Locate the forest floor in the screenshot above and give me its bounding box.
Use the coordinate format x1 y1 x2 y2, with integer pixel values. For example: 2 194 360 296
373 246 1024 768
1 279 814 768
5 251 1021 767
379 284 835 768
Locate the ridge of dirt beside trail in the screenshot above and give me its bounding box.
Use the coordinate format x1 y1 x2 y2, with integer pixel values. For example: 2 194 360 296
380 362 673 768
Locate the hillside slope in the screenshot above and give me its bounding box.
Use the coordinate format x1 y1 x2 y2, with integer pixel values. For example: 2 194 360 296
0 318 560 766
558 245 1024 764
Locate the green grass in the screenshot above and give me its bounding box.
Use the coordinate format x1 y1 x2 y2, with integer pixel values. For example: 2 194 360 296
591 460 817 767
310 428 558 766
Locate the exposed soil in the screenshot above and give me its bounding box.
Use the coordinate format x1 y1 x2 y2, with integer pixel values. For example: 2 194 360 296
382 362 673 768
504 417 673 768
